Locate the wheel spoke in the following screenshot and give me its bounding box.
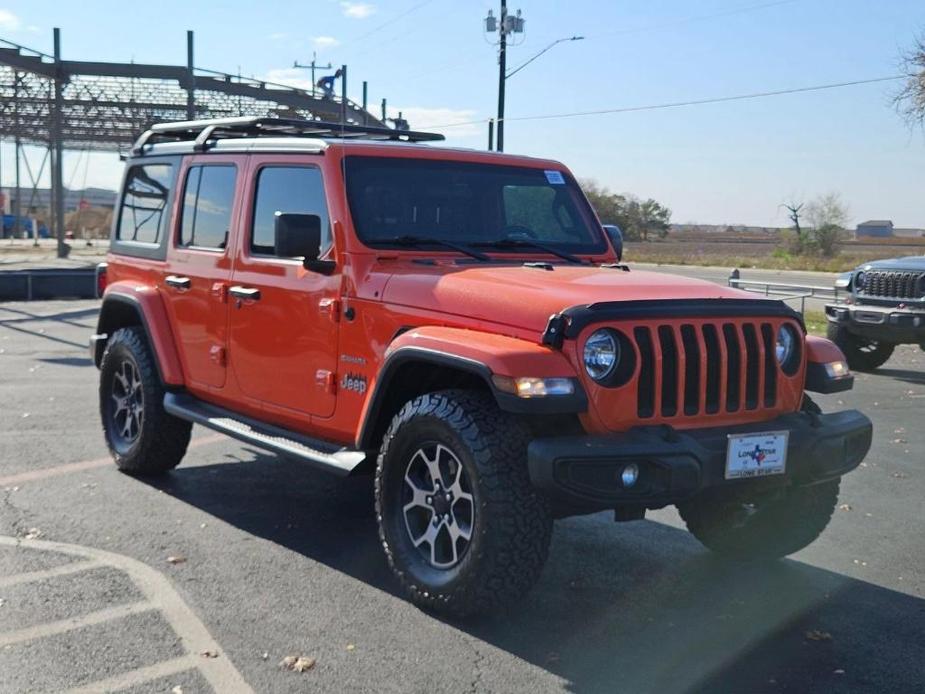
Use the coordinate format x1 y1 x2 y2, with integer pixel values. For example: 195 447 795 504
446 517 472 543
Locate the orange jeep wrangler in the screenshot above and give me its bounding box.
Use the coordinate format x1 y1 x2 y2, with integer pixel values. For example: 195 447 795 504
92 117 872 616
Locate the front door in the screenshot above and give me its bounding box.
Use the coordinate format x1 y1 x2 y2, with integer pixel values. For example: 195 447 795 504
227 157 340 418
161 156 241 391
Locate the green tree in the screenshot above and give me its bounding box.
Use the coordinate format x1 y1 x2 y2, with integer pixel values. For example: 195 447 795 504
806 192 849 257
578 179 672 241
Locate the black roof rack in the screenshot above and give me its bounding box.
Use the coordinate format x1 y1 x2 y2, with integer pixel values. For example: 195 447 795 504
131 116 445 155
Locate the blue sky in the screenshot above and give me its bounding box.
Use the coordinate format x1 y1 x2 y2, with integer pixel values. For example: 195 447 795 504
1 0 922 227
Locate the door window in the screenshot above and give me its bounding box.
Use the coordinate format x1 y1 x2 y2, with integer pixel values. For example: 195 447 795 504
178 165 237 250
250 166 331 256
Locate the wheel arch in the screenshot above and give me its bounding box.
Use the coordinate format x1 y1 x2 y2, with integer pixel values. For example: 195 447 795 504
355 326 587 451
94 282 185 387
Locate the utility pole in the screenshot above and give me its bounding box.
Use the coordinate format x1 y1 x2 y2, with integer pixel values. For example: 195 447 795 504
293 53 333 96
484 2 523 152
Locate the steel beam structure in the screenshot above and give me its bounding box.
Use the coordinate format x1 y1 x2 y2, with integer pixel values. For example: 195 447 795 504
0 29 385 256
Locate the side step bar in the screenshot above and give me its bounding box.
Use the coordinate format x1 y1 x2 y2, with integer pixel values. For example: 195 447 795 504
163 392 367 476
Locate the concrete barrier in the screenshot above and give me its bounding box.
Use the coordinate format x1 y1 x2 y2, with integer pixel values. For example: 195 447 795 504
0 268 98 301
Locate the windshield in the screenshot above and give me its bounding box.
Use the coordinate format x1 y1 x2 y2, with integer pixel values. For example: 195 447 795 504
344 156 606 255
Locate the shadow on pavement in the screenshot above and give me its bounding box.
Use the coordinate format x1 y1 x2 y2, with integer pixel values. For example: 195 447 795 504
0 305 99 350
149 451 925 694
874 367 925 386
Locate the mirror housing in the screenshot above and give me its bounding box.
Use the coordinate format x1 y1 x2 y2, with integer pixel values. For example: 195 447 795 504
274 213 334 273
602 224 624 262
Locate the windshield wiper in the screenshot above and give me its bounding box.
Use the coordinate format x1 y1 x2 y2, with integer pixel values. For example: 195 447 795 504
477 238 585 265
366 235 489 262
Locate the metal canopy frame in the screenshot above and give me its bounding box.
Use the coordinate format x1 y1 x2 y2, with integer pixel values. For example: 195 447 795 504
0 29 389 255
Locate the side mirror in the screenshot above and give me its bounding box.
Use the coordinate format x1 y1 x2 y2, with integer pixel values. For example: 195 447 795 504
274 213 334 273
602 224 623 262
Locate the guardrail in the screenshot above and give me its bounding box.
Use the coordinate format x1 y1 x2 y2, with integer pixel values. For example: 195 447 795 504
0 268 99 301
727 270 843 314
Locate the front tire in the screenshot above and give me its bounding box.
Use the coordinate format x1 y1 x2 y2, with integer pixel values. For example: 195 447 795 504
375 390 552 617
99 327 191 475
826 322 894 371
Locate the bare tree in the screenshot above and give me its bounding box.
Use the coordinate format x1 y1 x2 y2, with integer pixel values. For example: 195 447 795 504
894 32 925 128
806 192 849 257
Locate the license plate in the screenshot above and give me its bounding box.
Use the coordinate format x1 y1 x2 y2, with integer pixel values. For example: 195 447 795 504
725 431 789 480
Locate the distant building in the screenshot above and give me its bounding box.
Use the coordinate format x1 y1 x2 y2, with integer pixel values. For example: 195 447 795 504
855 220 894 238
0 187 117 215
893 227 925 239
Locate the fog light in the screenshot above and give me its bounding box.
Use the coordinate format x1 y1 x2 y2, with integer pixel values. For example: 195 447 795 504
621 463 640 488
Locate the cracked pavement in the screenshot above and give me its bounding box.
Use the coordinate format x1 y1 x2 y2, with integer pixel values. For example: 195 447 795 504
1 299 923 693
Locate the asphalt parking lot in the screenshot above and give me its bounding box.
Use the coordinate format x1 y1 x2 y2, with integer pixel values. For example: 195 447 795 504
1 299 923 694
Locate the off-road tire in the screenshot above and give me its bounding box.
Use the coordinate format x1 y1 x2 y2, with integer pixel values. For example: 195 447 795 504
678 392 841 560
826 322 894 371
375 390 553 617
99 327 191 475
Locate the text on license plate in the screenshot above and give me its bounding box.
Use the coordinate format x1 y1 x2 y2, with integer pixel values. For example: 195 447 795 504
725 431 789 480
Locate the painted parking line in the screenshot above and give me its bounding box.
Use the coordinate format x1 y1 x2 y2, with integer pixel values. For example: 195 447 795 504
0 536 253 694
0 433 226 487
0 558 102 589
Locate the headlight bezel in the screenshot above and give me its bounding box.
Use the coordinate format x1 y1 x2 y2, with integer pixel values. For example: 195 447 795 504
775 323 802 376
582 328 636 387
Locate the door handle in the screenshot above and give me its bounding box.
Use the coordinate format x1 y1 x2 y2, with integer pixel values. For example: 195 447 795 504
229 286 261 301
165 275 191 290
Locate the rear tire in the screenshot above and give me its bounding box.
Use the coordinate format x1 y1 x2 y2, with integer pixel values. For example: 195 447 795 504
99 327 191 475
375 389 552 617
678 479 840 561
826 322 894 371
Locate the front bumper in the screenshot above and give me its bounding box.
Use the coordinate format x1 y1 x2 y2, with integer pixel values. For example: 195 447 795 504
527 410 872 513
826 303 925 343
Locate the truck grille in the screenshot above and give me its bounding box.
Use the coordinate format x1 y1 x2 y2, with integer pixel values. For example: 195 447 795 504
860 271 925 300
634 321 780 419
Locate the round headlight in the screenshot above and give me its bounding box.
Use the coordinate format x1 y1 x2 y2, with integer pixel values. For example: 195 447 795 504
776 324 797 365
855 271 866 291
584 329 619 381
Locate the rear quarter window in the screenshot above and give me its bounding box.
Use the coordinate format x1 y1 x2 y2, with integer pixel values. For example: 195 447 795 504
110 159 178 261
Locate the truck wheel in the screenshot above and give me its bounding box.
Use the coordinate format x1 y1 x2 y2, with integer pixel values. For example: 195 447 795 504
99 327 191 475
375 390 552 617
678 479 840 561
826 323 894 371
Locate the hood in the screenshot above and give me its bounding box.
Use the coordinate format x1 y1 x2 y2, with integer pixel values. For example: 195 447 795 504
381 263 755 333
857 255 925 272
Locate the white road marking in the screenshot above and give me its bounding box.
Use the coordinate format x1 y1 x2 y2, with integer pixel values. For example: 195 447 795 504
0 536 253 694
63 654 199 694
0 601 154 648
0 434 226 487
0 558 103 589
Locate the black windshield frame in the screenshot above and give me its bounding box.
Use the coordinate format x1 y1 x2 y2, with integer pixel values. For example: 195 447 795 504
343 156 607 256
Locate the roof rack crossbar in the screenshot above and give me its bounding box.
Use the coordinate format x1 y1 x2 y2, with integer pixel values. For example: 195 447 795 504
131 116 444 154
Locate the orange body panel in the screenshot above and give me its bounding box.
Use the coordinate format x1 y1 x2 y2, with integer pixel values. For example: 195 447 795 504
806 335 847 364
103 141 814 448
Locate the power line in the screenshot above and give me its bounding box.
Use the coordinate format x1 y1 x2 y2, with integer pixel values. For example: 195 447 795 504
429 74 906 130
340 0 437 48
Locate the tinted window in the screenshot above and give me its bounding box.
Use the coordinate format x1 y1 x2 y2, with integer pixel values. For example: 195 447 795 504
117 164 172 244
179 165 237 250
251 167 330 255
344 157 604 253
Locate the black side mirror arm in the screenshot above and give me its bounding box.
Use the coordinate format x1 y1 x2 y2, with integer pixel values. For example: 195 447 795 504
303 258 337 274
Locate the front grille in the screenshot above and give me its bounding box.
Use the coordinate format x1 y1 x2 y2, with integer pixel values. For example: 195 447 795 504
635 321 779 419
860 270 925 300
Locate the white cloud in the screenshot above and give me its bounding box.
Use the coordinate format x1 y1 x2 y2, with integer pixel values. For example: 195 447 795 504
390 107 482 138
0 9 22 31
263 68 314 90
312 35 340 50
267 32 289 41
341 2 375 19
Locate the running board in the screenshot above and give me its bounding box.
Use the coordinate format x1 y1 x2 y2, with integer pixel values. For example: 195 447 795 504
163 392 366 476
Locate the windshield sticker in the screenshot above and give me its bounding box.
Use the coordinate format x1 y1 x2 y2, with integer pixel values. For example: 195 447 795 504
544 170 565 185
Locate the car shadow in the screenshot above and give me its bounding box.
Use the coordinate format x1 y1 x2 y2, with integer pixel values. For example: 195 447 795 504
148 451 925 694
874 367 925 386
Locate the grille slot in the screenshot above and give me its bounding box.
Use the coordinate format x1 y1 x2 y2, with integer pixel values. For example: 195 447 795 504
635 320 783 419
861 270 925 300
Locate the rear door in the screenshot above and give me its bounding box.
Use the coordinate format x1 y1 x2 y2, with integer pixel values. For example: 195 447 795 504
227 156 340 418
161 156 241 391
